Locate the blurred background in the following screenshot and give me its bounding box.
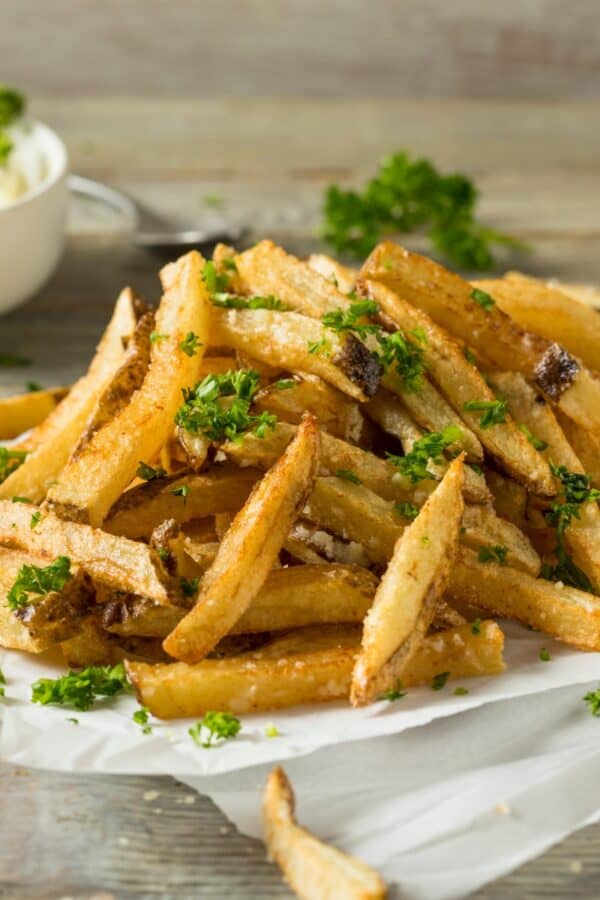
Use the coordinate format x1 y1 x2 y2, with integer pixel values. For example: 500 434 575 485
1 0 599 380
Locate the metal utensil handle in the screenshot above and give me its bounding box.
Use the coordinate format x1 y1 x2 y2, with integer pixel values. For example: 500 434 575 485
67 174 140 231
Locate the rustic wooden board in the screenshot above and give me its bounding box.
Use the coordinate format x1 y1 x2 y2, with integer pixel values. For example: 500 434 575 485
0 97 599 897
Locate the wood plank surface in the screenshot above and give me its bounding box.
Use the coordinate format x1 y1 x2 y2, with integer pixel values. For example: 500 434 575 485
0 96 599 898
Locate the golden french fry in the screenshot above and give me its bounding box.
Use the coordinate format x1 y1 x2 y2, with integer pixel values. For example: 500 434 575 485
359 242 600 435
0 288 139 502
263 766 387 900
555 410 600 489
126 621 505 717
105 466 259 540
482 468 528 528
362 279 554 495
351 456 465 706
461 505 540 576
45 252 211 526
210 308 380 401
448 547 600 650
163 414 320 662
476 273 600 373
307 253 358 294
0 387 69 441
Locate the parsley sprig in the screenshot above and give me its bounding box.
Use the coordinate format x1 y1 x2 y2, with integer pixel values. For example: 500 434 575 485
188 711 241 747
321 151 522 269
0 86 25 168
463 399 507 429
542 465 600 591
211 293 287 310
136 462 166 481
518 424 548 452
321 300 381 339
583 687 600 717
31 662 132 711
478 545 508 565
0 447 27 484
133 706 153 734
387 425 462 484
176 370 276 442
179 332 202 357
7 556 72 611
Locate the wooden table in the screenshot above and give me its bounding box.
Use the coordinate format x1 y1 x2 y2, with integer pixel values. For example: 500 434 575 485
1 98 599 898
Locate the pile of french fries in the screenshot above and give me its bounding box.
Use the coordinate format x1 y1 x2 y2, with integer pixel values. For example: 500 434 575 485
1 240 599 720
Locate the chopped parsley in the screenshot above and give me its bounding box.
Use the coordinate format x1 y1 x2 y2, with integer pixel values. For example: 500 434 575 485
0 666 5 697
321 150 522 269
335 469 362 485
431 671 450 691
7 556 72 611
0 352 30 367
30 510 42 530
180 576 200 598
307 336 332 357
375 328 427 392
66 717 79 725
0 132 12 166
542 465 600 591
421 535 430 545
274 379 296 391
379 681 406 702
464 347 477 365
518 424 548 452
0 448 27 484
321 300 381 339
478 545 508 565
539 647 551 662
156 547 170 562
454 687 469 696
211 293 287 310
11 496 31 504
136 462 166 481
265 723 280 737
583 687 600 717
0 86 25 127
175 370 276 443
150 331 169 344
171 485 189 501
463 399 507 429
31 662 132 711
202 260 232 294
387 424 462 484
470 288 495 311
26 381 42 392
188 711 241 748
133 706 153 734
471 618 482 635
394 501 419 520
179 332 202 357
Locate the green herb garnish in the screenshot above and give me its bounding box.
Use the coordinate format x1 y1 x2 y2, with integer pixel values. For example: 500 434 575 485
321 151 522 269
470 288 495 311
26 381 42 392
150 331 169 344
0 132 12 166
274 379 296 391
471 618 482 635
30 510 42 530
431 671 450 691
454 687 469 696
265 723 280 737
321 300 380 339
394 501 419 520
387 424 462 484
171 485 189 500
518 424 548 452
0 448 27 485
11 496 31 504
202 260 232 295
583 687 600 717
179 332 202 357
211 293 287 310
463 399 507 429
7 556 71 611
542 464 600 591
31 662 132 710
539 648 551 662
335 469 362 485
188 711 241 748
478 545 508 565
133 706 153 734
376 328 427 392
0 352 30 367
464 347 477 365
0 666 5 697
136 462 166 481
180 576 200 598
176 370 276 443
379 680 406 702
0 86 25 127
307 336 332 357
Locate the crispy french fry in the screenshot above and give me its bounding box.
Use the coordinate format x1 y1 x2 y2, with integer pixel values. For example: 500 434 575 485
210 308 380 401
105 466 259 540
0 501 171 604
126 621 505 717
555 410 600 489
448 547 600 650
552 281 600 310
351 456 465 705
362 279 554 495
263 766 387 900
476 273 600 373
163 414 320 662
482 468 528 528
104 564 377 638
45 252 210 526
461 505 540 576
0 288 139 502
307 253 358 294
0 387 69 441
360 242 600 434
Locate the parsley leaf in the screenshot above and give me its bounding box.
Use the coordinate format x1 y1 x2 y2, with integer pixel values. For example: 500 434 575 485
387 424 462 483
150 331 169 344
470 287 495 311
11 496 31 504
179 332 202 357
0 666 5 697
335 469 362 485
321 151 522 269
539 647 551 662
30 510 42 530
583 687 600 717
31 662 132 710
307 336 332 357
180 576 200 598
274 379 296 391
7 556 72 610
375 328 427 392
265 723 280 737
471 618 482 635
431 671 450 691
211 293 287 310
188 711 241 748
0 352 30 367
464 347 477 365
478 545 508 565
322 300 380 339
542 464 600 591
202 260 232 295
518 424 548 452
394 501 419 520
171 485 189 500
26 380 42 392
133 706 153 734
136 462 166 481
454 687 469 696
0 448 27 484
176 370 276 443
463 399 507 428
379 680 406 701
0 86 25 127
0 133 12 166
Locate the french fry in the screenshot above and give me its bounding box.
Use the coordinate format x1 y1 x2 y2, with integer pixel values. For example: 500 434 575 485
448 547 600 650
162 414 320 662
263 766 387 900
552 281 600 311
104 564 377 638
0 387 69 441
555 410 600 489
476 273 600 373
105 466 260 540
126 621 505 717
482 468 528 528
45 252 211 526
0 501 171 604
362 279 555 495
210 308 380 401
360 242 600 434
307 253 358 294
0 288 139 502
351 456 465 705
461 505 540 576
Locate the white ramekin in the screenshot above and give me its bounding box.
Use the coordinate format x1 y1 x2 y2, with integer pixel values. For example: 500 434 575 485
0 122 68 315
